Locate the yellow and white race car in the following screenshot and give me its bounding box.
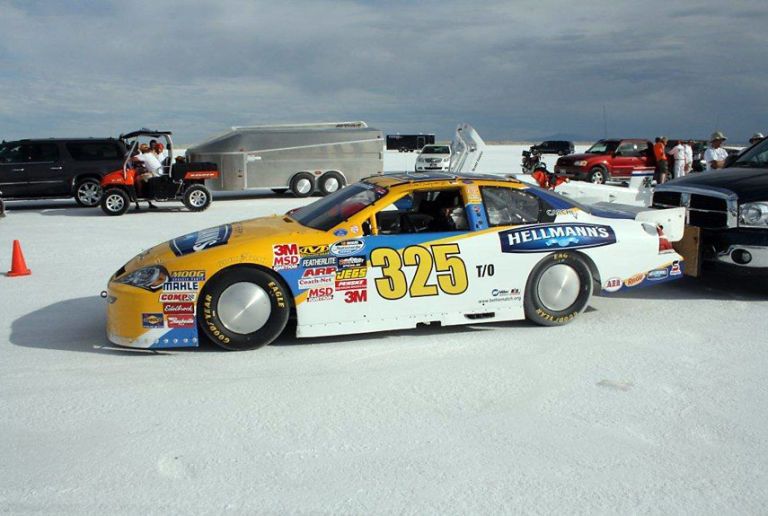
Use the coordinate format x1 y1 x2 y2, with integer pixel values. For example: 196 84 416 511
106 172 685 351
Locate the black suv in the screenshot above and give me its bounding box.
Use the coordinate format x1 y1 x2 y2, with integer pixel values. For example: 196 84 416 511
0 138 126 206
529 140 575 156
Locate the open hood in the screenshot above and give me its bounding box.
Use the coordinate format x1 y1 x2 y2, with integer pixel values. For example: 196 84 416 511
449 123 485 173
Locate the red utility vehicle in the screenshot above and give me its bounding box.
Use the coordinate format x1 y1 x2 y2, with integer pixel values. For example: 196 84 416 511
554 139 655 184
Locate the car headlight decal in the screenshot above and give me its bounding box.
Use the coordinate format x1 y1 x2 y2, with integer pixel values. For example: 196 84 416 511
115 265 169 291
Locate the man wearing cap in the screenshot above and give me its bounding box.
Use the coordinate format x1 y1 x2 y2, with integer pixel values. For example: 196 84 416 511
749 133 765 146
668 140 688 179
704 131 729 171
684 140 694 175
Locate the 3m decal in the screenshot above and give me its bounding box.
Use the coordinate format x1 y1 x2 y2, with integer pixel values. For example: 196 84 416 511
159 292 196 303
344 290 367 303
603 277 623 292
142 313 164 328
369 243 468 300
170 224 232 256
163 302 195 314
331 239 365 256
499 223 616 253
273 243 300 270
300 245 330 257
301 256 337 268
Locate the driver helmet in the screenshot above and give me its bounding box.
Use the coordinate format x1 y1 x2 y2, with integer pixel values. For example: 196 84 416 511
533 162 548 172
749 132 764 144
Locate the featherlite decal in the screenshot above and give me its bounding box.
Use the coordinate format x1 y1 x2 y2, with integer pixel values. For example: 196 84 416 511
498 223 616 253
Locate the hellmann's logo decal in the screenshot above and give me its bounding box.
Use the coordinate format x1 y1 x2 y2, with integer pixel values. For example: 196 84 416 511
499 223 616 253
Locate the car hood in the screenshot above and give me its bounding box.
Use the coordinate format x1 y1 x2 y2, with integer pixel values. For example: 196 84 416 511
119 215 318 274
658 167 768 202
557 152 600 164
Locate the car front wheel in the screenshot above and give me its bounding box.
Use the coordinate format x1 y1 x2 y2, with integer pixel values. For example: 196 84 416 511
198 266 291 351
100 188 130 216
183 184 212 212
524 252 592 326
588 167 606 184
75 178 103 207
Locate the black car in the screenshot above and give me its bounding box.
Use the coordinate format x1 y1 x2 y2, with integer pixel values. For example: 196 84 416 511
530 140 575 156
386 133 436 152
0 138 127 206
653 138 768 274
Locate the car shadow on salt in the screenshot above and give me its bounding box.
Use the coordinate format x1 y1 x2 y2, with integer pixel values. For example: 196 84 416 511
9 296 168 355
606 274 768 301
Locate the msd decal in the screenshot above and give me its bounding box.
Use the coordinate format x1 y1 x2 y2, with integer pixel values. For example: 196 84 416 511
273 243 300 270
307 287 334 302
499 223 616 253
170 224 232 256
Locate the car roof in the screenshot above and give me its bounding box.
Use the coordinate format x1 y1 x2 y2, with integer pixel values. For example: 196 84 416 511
3 137 121 143
364 171 524 188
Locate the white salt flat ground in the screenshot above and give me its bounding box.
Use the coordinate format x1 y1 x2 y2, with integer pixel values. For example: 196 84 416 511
1 147 767 513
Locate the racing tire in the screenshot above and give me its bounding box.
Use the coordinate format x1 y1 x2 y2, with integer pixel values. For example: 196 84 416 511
524 252 592 326
100 188 130 216
198 267 291 351
318 171 345 196
289 172 315 198
74 177 103 207
183 184 212 212
588 167 606 184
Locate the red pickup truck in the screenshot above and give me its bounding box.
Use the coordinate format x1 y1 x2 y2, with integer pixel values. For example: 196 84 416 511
555 139 656 184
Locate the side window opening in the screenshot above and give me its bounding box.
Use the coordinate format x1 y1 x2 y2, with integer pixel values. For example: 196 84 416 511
375 188 468 234
481 187 541 227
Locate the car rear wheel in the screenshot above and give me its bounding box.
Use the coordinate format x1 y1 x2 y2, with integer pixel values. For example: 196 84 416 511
588 167 606 184
183 184 212 212
74 178 103 207
290 172 315 197
318 171 345 196
524 252 592 326
198 267 290 351
100 188 130 216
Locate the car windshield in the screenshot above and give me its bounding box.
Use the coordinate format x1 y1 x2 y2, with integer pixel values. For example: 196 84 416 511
421 146 450 154
732 139 768 168
585 141 619 154
290 182 389 231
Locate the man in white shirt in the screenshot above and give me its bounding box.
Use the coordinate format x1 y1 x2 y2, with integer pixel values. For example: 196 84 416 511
668 140 688 179
684 140 694 175
132 144 163 208
704 131 729 171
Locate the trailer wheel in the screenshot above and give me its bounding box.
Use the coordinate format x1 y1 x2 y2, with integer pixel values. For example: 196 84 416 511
318 171 345 196
101 188 130 216
289 172 315 197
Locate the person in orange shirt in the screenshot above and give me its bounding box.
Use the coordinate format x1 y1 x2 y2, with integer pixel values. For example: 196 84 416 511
653 136 668 183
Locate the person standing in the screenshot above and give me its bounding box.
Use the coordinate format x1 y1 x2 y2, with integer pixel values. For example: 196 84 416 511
668 140 687 179
684 140 694 175
653 137 669 183
749 132 765 146
704 132 729 171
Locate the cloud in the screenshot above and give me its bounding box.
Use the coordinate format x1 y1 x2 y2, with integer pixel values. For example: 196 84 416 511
0 0 766 143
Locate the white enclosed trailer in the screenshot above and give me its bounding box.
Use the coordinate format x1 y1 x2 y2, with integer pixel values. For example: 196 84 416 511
186 122 384 197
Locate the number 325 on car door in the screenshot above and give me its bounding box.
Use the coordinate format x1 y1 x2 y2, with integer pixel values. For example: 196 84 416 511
369 243 469 300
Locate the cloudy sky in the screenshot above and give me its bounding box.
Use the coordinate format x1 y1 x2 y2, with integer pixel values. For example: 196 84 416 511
1 0 766 144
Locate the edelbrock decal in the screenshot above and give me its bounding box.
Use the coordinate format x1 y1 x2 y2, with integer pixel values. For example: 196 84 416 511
331 239 365 256
499 223 616 254
170 225 232 257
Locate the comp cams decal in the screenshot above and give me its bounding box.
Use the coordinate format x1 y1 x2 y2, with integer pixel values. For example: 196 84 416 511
499 223 616 253
170 224 232 256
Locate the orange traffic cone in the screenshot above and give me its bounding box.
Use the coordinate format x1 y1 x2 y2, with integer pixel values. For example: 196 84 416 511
7 240 31 277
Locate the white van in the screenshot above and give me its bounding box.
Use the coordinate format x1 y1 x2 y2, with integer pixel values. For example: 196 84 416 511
415 144 452 172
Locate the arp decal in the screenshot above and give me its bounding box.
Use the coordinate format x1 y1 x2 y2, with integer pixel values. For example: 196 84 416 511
142 313 164 328
170 224 232 257
302 267 336 277
331 239 365 256
300 245 330 257
499 223 616 253
301 256 337 268
273 243 300 270
603 277 623 292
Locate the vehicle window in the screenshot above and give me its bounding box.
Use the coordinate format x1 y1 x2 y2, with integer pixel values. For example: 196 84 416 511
30 143 59 162
481 186 541 226
0 143 27 163
375 188 468 234
421 146 450 154
290 183 388 231
66 142 122 161
586 141 619 154
616 141 645 157
733 139 768 168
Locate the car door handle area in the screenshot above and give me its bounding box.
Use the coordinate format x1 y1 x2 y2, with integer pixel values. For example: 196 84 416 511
12 168 25 172
50 166 63 170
